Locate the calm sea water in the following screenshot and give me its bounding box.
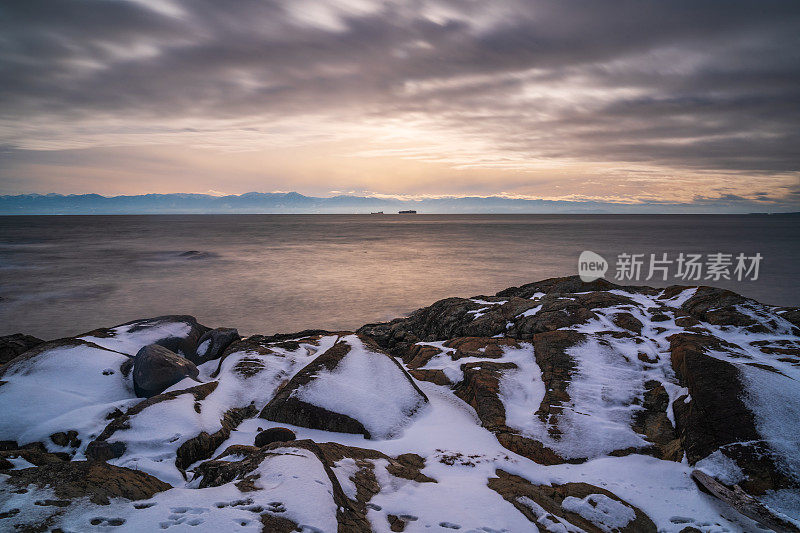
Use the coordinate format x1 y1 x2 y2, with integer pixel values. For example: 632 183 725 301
0 214 798 340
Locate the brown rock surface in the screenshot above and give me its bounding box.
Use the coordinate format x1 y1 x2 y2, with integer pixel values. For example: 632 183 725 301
488 469 657 532
3 461 171 505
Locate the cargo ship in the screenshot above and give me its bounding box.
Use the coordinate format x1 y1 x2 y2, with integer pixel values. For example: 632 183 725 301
398 210 417 214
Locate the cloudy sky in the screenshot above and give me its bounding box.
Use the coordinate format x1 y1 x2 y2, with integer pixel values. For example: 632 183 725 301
1 0 798 209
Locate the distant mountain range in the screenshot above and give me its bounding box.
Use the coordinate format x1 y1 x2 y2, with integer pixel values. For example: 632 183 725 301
0 192 796 214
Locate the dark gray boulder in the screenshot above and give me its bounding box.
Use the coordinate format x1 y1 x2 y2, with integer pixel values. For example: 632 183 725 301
190 327 240 365
255 427 296 447
132 344 199 398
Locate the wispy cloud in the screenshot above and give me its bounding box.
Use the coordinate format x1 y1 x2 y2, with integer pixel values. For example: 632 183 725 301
0 0 798 209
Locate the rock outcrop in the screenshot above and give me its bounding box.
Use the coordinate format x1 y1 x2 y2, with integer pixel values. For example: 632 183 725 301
0 333 44 366
3 460 171 505
488 469 657 532
0 276 798 531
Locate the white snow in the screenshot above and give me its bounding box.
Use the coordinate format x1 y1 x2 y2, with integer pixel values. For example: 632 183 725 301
198 334 339 413
496 345 546 433
695 450 745 486
10 446 339 533
518 304 543 318
80 320 193 356
561 493 636 532
196 339 211 356
3 456 35 470
248 445 339 531
110 390 216 485
517 496 582 532
293 335 426 439
332 458 360 501
658 287 698 307
470 299 507 306
0 342 135 446
467 306 490 319
503 337 648 460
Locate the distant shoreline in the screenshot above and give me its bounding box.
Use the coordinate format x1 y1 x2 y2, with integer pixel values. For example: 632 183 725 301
1 192 797 215
1 212 798 217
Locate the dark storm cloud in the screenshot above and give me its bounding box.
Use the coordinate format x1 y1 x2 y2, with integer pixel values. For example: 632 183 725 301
0 0 799 180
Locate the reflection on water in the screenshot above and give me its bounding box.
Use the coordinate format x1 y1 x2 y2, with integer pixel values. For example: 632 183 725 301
0 214 797 340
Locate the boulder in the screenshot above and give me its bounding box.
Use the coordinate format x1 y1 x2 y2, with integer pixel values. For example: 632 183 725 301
199 440 433 531
402 337 522 369
613 312 644 334
89 381 223 483
190 327 240 365
2 460 171 505
260 335 427 439
630 380 682 461
408 368 451 385
85 440 126 462
357 297 494 355
49 430 80 449
0 333 44 366
255 427 296 447
669 333 761 463
454 361 517 430
132 344 199 398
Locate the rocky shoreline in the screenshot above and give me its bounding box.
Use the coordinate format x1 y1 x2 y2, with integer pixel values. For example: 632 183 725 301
0 276 799 532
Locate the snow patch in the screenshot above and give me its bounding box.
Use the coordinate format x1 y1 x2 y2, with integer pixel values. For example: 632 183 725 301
561 493 636 532
80 320 193 356
516 496 582 532
695 450 745 486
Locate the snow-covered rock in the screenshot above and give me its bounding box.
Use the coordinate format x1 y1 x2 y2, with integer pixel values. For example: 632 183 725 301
80 314 208 357
1 276 799 531
0 338 134 448
260 334 428 439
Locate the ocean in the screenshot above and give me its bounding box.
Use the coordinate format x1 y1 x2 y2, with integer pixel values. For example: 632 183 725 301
0 214 797 340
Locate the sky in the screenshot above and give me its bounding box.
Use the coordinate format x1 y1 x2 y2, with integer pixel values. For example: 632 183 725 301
0 0 799 210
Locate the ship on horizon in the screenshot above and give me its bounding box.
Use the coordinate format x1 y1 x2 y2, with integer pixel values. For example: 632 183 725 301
398 210 417 214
